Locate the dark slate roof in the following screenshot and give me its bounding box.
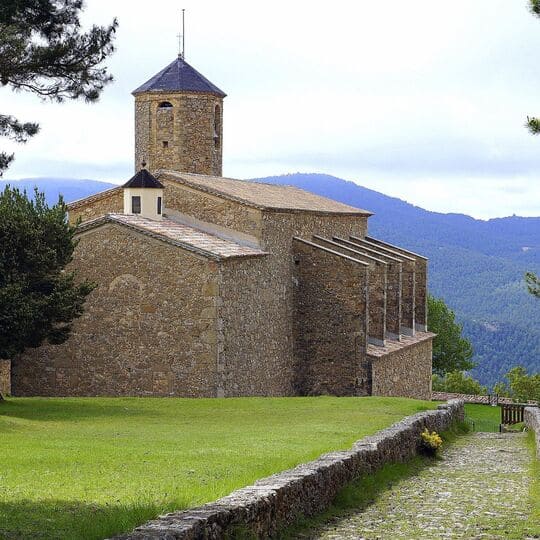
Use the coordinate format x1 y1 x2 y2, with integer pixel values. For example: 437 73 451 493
132 56 226 97
123 169 164 189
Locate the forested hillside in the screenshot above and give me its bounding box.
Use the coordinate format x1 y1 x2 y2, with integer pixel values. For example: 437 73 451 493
3 174 539 387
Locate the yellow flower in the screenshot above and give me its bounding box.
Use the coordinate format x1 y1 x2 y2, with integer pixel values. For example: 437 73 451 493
421 428 443 450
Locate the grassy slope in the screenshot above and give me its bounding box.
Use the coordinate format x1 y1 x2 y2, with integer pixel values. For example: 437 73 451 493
464 403 501 432
0 396 434 540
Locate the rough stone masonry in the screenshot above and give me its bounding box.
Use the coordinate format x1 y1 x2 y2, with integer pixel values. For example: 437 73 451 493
11 54 435 399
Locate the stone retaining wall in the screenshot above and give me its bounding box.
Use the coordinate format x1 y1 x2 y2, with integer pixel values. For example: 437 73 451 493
525 406 540 458
111 399 464 540
432 391 538 406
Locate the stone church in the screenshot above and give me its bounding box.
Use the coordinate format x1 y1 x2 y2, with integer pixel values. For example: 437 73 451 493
11 56 434 399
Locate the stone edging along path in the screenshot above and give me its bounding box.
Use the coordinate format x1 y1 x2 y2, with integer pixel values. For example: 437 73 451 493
525 405 540 458
111 399 464 540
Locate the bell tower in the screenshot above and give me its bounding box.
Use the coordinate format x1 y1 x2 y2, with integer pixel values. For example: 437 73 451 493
133 56 226 176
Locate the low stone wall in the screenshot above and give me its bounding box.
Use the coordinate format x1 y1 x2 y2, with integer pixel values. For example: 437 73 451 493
111 399 464 540
0 360 10 396
525 406 540 458
432 391 538 406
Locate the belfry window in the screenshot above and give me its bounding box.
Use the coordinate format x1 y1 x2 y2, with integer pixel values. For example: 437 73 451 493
214 105 221 149
158 101 173 109
132 196 141 214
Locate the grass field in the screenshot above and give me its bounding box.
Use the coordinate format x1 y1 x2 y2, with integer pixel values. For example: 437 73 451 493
0 396 434 540
464 403 501 432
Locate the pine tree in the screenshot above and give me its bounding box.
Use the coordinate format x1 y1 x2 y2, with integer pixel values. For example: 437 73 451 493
0 0 117 174
0 186 94 363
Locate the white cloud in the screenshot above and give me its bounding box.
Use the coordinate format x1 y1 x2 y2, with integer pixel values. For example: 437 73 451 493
2 0 540 218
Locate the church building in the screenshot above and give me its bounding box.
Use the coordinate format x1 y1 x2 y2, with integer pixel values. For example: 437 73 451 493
11 56 434 399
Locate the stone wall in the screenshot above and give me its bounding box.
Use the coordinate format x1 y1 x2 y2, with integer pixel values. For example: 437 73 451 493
11 224 219 397
370 337 433 400
135 92 223 176
432 392 538 405
0 360 10 396
335 237 403 338
218 256 295 397
68 188 123 225
111 399 464 540
311 236 387 345
293 239 369 396
365 237 428 330
524 406 540 458
214 211 369 398
161 178 263 239
350 237 416 334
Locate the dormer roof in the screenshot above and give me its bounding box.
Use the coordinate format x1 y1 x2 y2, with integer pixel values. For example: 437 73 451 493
132 56 227 98
123 169 164 189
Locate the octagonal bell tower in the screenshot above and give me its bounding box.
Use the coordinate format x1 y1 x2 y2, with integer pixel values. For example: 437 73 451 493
133 56 226 176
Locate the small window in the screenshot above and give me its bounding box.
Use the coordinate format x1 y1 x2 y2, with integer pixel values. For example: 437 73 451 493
158 101 173 109
162 141 169 148
214 104 221 149
157 196 162 215
132 196 141 214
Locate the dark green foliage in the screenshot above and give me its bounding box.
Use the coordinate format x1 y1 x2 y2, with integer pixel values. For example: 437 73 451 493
0 186 94 359
527 116 540 135
428 295 474 375
493 366 540 402
531 0 540 17
0 0 117 174
432 371 487 395
525 271 540 298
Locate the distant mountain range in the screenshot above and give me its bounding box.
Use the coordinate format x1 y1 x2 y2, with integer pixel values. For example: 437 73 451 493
3 174 540 387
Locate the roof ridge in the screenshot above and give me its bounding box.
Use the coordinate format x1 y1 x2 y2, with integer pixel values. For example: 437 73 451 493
158 171 372 215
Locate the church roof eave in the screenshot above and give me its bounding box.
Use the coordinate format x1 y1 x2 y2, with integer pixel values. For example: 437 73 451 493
76 214 267 261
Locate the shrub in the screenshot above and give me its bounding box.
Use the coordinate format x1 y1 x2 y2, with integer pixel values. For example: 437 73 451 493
420 428 443 456
432 370 487 395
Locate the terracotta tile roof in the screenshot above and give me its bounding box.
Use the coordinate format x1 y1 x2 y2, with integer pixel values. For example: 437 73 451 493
159 171 372 215
77 214 267 261
367 331 436 358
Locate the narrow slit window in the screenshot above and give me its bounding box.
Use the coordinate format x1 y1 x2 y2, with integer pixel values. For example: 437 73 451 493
157 196 162 215
162 141 168 148
132 196 141 214
214 105 221 149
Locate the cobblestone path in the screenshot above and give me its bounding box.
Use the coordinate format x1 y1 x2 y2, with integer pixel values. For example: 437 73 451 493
305 433 534 540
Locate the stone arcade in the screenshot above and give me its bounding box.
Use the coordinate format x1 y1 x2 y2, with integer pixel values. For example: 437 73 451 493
11 56 434 398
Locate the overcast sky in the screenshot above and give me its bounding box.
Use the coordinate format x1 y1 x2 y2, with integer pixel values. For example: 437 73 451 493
3 0 540 219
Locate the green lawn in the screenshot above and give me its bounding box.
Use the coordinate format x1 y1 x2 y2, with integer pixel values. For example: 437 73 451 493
0 396 434 540
464 403 501 432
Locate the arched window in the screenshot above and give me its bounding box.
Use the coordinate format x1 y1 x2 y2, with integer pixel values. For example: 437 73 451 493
214 105 221 149
158 101 173 109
